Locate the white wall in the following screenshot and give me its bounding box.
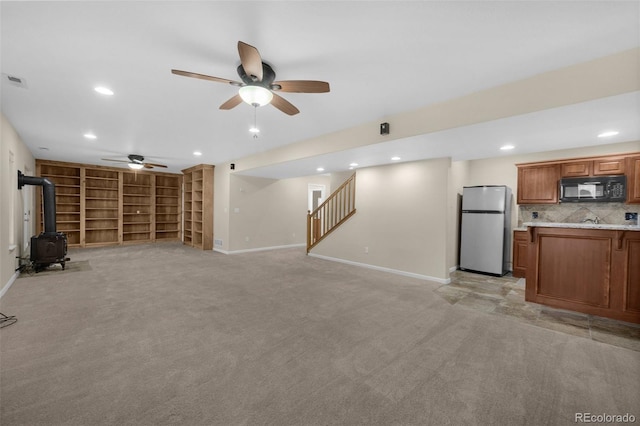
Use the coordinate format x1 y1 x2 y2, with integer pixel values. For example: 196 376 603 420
312 158 451 282
1 113 36 292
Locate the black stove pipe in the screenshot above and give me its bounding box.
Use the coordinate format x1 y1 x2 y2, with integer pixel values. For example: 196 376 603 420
18 170 57 235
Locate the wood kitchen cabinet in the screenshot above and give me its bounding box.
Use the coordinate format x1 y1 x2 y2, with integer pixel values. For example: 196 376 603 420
516 164 560 204
512 230 528 278
626 154 640 204
561 161 592 177
560 157 625 178
516 152 639 205
525 226 640 324
593 156 625 175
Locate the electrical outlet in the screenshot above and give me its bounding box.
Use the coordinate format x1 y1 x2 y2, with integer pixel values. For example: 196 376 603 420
625 212 638 220
532 212 538 219
364 246 369 254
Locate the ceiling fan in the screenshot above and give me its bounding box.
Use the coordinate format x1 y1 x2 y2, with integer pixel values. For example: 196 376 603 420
101 154 167 170
171 41 330 116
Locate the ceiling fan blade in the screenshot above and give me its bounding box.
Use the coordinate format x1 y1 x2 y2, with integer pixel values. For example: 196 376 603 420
101 158 130 163
171 69 241 86
144 163 168 168
219 94 243 110
271 93 300 116
237 41 263 82
272 80 330 93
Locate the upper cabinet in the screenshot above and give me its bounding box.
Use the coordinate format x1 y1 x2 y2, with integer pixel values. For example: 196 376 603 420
517 152 639 205
561 161 591 177
627 155 640 204
560 157 625 178
593 156 625 176
517 164 560 204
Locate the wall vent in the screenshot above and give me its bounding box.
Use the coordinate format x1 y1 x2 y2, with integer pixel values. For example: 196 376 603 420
3 73 28 88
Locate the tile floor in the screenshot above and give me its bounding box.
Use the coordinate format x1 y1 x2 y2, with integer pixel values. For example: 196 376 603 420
435 271 640 352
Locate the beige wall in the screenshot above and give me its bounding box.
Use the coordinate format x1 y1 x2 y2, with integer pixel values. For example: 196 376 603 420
447 160 469 270
312 158 451 282
1 113 36 291
213 162 232 252
223 173 330 252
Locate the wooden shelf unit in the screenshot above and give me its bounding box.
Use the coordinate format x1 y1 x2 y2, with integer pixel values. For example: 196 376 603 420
84 167 120 246
37 162 82 247
155 174 182 241
182 164 213 250
122 172 153 243
35 160 182 248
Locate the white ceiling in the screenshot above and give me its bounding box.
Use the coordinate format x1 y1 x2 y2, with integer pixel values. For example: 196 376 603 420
1 1 639 176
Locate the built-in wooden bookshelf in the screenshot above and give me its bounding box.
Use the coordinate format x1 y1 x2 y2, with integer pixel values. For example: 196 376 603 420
181 164 213 250
37 162 82 247
122 172 153 243
183 171 193 246
155 174 181 241
35 160 182 248
84 167 120 246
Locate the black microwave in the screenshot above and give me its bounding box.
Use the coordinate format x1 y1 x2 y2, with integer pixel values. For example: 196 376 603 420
559 176 626 203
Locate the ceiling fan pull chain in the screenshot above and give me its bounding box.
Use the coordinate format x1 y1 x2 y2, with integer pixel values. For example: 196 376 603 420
249 104 260 139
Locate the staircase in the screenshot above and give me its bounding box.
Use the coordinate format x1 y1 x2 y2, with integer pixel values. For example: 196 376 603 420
306 173 356 253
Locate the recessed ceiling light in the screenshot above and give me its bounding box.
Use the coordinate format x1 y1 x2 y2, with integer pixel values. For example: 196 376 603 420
94 86 114 96
193 151 202 156
597 130 619 138
316 167 325 172
349 162 359 167
391 156 401 161
38 147 49 151
83 133 97 140
500 144 514 150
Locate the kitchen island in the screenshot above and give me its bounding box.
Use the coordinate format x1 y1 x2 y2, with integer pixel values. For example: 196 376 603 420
523 222 640 324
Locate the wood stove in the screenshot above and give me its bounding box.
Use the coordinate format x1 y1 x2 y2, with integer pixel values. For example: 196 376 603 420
18 170 69 271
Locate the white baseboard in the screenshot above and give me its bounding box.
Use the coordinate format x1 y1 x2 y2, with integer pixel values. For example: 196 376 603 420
214 243 305 255
0 271 20 299
308 253 451 284
449 265 458 273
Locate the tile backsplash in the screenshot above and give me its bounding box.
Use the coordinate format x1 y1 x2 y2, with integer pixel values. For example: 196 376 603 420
518 203 639 226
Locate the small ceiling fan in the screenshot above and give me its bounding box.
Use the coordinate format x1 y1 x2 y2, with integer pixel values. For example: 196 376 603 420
101 154 167 170
172 41 330 116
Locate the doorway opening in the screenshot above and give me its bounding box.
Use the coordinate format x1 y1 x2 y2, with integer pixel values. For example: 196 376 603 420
308 184 326 212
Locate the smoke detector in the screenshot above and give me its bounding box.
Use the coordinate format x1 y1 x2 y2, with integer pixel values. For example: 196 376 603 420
2 73 28 89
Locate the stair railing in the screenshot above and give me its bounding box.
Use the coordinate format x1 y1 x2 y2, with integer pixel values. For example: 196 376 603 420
307 173 356 253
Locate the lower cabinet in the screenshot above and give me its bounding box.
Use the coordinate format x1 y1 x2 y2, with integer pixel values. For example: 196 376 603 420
512 230 528 278
525 226 640 324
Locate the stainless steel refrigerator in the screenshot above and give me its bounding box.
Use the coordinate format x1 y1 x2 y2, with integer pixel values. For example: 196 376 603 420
460 185 512 276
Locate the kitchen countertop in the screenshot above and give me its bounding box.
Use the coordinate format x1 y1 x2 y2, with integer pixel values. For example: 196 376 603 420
522 222 640 231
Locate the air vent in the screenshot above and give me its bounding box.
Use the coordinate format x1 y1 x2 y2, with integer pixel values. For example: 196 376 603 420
2 73 28 88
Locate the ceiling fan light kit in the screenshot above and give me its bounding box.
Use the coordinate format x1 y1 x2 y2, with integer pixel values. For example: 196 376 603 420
172 41 330 116
239 85 273 106
128 162 144 170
